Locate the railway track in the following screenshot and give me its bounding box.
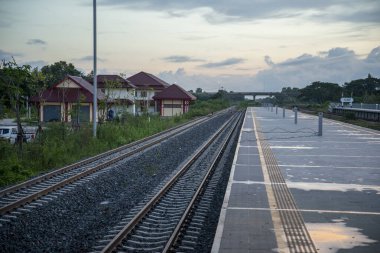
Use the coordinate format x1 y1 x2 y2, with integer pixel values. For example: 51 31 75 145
93 111 243 253
0 112 227 217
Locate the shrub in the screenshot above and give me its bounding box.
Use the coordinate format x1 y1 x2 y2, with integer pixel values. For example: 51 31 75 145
344 112 356 120
0 99 230 187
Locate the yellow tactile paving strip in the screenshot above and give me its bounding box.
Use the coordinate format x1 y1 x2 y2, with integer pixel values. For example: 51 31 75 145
253 111 318 253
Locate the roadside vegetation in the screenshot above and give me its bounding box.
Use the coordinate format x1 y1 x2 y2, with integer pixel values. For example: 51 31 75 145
292 108 380 131
0 99 230 187
0 59 233 187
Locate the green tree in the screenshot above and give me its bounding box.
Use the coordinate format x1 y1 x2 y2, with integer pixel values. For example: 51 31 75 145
195 87 203 93
212 89 228 99
41 61 83 86
83 70 94 83
275 87 300 105
343 74 380 101
299 81 342 104
100 78 124 122
0 59 36 151
29 67 49 133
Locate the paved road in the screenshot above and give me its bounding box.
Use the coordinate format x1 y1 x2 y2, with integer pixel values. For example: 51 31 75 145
254 107 380 253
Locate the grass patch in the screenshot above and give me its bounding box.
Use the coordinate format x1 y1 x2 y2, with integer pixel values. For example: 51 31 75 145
298 108 380 131
325 114 380 131
0 99 230 187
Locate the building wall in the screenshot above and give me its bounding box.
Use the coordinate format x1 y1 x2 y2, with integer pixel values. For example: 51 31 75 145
101 88 136 115
135 89 157 100
161 99 183 117
135 89 161 115
105 88 135 100
57 80 80 88
136 102 157 115
107 104 135 118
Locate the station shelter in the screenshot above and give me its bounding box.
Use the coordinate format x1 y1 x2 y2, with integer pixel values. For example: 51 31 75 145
153 84 196 117
30 75 105 123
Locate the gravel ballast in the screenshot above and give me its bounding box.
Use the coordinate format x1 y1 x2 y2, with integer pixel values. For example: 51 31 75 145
0 112 234 252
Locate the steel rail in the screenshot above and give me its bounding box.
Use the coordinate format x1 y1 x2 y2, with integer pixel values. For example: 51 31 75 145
0 111 232 215
0 126 188 215
0 116 211 198
100 113 239 253
162 111 243 252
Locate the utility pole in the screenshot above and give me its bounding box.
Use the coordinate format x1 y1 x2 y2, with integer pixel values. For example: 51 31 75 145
92 0 97 137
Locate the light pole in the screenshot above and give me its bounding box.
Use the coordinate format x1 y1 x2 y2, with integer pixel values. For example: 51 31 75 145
92 0 97 137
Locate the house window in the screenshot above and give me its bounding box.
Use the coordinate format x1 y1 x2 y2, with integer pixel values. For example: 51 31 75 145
43 105 61 122
141 91 147 97
72 105 90 123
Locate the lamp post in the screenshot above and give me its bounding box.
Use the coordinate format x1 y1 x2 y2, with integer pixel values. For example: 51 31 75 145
92 0 97 137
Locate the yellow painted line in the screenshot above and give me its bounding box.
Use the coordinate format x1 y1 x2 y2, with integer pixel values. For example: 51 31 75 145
228 207 380 216
277 155 379 158
279 165 380 170
269 140 379 143
252 109 289 252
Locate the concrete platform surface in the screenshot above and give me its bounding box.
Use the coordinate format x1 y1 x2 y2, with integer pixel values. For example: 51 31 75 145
212 107 380 253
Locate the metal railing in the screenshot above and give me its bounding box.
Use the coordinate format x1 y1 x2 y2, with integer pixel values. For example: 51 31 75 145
331 103 380 110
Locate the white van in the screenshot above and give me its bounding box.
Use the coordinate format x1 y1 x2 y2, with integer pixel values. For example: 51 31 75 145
0 125 36 144
0 126 17 143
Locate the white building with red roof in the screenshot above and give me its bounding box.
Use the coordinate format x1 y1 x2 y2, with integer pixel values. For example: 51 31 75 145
30 72 194 122
153 84 196 117
30 75 105 123
127 71 169 115
94 75 137 118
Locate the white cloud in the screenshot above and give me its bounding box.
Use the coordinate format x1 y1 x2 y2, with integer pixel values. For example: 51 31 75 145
73 56 106 62
199 58 246 68
159 68 258 92
0 49 22 61
366 46 380 63
158 46 380 92
22 60 49 69
26 39 47 45
264 55 274 66
162 55 205 63
99 0 380 24
254 46 380 90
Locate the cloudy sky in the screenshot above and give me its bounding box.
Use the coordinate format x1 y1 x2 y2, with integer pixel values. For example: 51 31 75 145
0 0 379 91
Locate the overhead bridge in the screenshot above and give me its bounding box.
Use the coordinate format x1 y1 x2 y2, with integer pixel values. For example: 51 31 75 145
226 92 280 101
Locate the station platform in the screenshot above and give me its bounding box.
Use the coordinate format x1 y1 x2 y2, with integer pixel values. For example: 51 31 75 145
212 107 380 253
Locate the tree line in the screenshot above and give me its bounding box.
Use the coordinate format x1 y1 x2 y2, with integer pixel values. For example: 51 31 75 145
274 74 380 106
2 59 380 125
0 60 87 116
0 60 92 149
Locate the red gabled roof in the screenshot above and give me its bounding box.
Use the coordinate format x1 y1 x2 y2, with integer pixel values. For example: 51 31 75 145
153 84 196 100
127 71 169 90
30 75 105 103
67 75 99 95
94 75 136 89
30 89 94 103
